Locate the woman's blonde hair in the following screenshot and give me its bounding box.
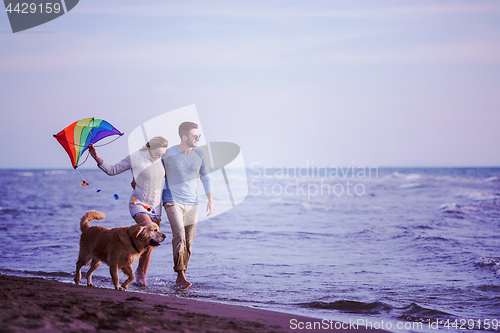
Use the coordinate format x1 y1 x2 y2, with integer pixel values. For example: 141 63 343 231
139 136 169 151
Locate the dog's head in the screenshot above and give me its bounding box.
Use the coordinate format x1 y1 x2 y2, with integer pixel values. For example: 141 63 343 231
129 222 166 249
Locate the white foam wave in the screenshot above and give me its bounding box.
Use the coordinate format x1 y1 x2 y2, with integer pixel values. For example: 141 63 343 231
484 176 500 182
388 172 404 179
44 170 69 175
16 172 35 177
455 190 500 201
400 183 422 189
269 198 298 207
438 203 462 213
300 202 332 212
387 172 422 180
476 257 500 274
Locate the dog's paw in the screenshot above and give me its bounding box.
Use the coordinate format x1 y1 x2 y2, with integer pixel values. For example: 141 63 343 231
115 286 125 291
87 283 96 288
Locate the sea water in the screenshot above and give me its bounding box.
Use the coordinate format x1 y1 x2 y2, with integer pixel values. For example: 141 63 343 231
0 167 499 332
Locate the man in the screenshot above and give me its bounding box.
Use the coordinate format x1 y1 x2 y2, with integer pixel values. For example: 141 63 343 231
162 121 214 289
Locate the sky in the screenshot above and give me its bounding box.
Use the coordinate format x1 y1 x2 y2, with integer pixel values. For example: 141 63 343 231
1 0 499 169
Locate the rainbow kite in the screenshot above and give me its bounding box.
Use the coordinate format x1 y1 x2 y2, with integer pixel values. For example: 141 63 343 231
53 118 123 169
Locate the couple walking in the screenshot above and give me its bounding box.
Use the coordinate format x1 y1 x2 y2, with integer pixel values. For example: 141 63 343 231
88 121 213 289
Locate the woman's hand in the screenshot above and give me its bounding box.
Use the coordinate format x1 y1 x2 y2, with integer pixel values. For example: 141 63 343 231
87 143 103 165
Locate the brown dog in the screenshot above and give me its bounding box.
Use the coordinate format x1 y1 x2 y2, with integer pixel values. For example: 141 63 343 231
74 211 166 291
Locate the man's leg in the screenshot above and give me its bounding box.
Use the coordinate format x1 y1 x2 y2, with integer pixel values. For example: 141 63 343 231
174 205 199 290
183 204 199 272
164 202 192 289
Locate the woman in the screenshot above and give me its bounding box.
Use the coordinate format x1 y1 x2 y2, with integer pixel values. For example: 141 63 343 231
88 136 168 285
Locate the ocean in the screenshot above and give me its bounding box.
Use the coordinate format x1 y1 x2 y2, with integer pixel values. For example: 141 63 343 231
0 167 499 332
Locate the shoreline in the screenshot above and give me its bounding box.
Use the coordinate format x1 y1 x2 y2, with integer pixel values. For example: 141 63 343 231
0 274 390 333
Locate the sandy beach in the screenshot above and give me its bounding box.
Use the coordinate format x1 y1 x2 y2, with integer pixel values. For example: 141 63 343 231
0 274 391 333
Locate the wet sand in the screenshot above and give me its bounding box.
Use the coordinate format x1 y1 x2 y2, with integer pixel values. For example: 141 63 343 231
0 274 389 332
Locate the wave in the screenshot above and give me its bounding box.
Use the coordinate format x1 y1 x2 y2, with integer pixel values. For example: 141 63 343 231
299 300 391 314
43 170 70 175
414 235 452 243
455 190 500 201
400 183 423 189
0 207 32 215
300 202 332 212
0 208 18 214
381 169 500 185
299 300 455 322
0 204 73 214
475 257 500 274
438 203 463 214
396 303 454 322
0 268 74 279
484 177 500 182
15 171 35 177
386 172 422 180
269 198 296 206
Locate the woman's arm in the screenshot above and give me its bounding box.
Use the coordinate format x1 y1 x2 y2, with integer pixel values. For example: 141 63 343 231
88 143 132 176
98 156 132 176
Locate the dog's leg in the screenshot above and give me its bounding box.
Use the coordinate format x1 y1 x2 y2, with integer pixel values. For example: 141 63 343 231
74 257 90 285
86 259 101 288
109 265 123 291
121 265 135 290
74 260 83 285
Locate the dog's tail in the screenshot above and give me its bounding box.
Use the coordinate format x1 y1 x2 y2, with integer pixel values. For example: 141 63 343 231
80 211 106 232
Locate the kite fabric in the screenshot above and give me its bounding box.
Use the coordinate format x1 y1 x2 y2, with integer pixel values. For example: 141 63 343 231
53 118 123 169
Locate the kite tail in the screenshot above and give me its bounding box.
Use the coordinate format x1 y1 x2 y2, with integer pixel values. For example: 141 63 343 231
75 168 101 192
80 211 105 232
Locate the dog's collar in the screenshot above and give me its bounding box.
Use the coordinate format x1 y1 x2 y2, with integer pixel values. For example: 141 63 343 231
129 235 141 253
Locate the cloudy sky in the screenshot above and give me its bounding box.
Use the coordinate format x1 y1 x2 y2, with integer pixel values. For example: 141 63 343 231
1 0 499 169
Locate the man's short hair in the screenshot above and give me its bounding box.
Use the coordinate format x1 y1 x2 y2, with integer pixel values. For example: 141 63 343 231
178 121 198 139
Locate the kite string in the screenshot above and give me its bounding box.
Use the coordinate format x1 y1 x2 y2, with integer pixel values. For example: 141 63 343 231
93 135 122 147
76 151 90 169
